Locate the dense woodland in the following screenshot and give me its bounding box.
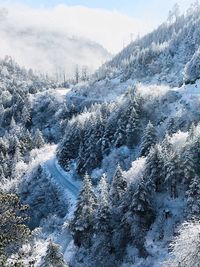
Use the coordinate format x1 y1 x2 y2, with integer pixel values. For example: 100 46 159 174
2 2 200 267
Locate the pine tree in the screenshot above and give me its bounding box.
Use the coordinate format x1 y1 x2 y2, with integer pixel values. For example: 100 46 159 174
186 175 200 217
21 105 31 127
41 240 67 267
110 164 127 206
165 152 182 198
167 118 177 135
114 117 127 148
183 145 196 184
96 174 111 232
0 193 30 263
71 173 97 248
23 129 32 152
140 121 157 157
33 129 45 149
144 145 164 192
166 220 200 267
162 132 173 154
126 107 140 148
121 181 155 256
12 146 22 168
84 131 102 174
10 116 16 130
187 122 196 141
76 141 86 175
58 121 81 171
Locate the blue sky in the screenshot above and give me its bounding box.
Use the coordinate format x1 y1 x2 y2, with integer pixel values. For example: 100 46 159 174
0 0 195 53
1 0 195 21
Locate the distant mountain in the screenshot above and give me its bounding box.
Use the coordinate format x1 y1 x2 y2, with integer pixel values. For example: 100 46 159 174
0 8 111 80
73 2 200 99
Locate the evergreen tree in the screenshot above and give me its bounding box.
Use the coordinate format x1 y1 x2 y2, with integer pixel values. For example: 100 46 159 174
10 116 16 130
162 132 173 154
22 129 33 152
0 193 30 264
121 181 155 257
76 141 86 175
33 129 45 149
21 105 31 127
144 145 164 192
186 175 200 217
12 146 22 174
114 117 127 148
126 107 140 148
140 121 157 157
71 173 97 248
187 122 196 141
110 164 127 206
167 118 177 135
89 174 115 267
183 145 196 184
58 121 81 171
83 131 102 174
96 174 111 232
165 152 182 198
41 240 67 267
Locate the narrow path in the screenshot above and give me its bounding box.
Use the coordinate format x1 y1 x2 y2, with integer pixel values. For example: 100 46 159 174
45 158 79 197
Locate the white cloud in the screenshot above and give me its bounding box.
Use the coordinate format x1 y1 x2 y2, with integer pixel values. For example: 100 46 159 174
0 3 156 77
0 3 156 53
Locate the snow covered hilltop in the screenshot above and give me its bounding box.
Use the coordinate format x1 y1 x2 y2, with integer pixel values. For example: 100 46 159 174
1 2 200 267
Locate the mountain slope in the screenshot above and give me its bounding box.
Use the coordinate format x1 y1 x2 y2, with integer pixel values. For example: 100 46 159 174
72 2 200 100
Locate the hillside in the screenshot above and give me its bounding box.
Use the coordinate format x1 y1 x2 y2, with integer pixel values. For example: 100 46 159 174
72 2 200 100
1 2 200 267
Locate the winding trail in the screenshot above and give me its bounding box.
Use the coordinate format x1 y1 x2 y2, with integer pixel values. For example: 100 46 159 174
45 157 79 198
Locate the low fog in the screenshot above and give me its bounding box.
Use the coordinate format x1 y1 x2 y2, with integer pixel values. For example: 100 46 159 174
0 4 154 79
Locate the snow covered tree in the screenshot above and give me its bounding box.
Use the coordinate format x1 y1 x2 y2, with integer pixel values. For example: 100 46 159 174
126 107 140 148
83 131 102 174
140 121 157 157
96 174 111 232
33 129 45 149
114 110 128 148
167 118 178 135
183 145 196 184
71 173 97 248
0 193 30 264
165 152 183 198
76 141 86 175
11 146 23 178
41 240 67 267
22 129 32 152
144 145 164 192
187 122 196 141
10 116 16 130
21 105 31 127
162 133 173 154
110 164 127 206
121 181 155 256
186 175 200 217
166 221 200 267
88 174 114 267
58 121 81 171
184 48 200 84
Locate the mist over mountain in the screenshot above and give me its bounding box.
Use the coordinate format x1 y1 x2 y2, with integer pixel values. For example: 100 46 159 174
2 1 200 267
0 6 111 79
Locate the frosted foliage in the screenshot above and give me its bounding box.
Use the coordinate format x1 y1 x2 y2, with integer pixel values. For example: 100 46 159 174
170 131 188 151
166 221 200 267
124 157 146 185
98 174 109 208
